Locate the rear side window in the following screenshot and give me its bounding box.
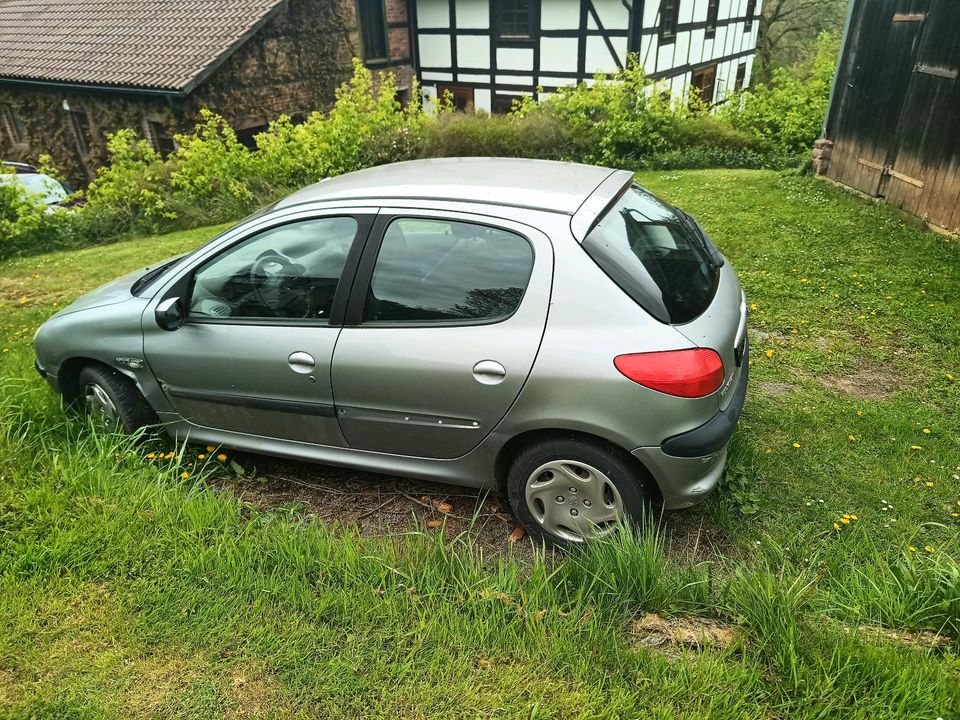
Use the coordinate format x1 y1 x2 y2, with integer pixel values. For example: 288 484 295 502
583 185 718 324
364 218 533 323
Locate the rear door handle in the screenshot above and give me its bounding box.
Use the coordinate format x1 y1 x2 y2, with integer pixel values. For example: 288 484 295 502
473 360 506 385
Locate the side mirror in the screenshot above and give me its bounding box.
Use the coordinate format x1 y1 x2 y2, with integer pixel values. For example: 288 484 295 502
155 297 185 331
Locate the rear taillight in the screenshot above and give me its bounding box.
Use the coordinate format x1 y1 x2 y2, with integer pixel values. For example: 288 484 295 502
614 349 724 398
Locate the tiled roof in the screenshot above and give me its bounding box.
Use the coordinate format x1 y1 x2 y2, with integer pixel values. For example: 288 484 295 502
0 0 287 93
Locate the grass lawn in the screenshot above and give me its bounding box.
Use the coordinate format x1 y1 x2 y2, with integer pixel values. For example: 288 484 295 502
0 170 958 719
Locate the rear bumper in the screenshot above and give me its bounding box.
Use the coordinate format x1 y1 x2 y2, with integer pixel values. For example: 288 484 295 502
661 346 749 458
632 347 748 509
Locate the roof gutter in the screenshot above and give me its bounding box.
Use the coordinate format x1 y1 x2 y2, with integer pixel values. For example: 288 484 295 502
0 76 186 98
821 0 858 139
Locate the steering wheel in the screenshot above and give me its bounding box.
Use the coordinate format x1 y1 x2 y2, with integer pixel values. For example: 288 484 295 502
249 251 304 314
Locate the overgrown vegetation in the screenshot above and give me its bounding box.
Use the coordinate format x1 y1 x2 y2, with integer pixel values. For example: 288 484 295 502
1 170 958 718
1 43 837 261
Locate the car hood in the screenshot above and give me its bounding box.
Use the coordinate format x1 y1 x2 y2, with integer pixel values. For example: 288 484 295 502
54 265 154 317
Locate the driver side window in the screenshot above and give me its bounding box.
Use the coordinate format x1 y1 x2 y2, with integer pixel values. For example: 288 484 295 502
189 216 358 322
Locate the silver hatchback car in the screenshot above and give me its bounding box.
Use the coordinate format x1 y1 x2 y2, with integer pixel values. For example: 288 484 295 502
34 158 748 545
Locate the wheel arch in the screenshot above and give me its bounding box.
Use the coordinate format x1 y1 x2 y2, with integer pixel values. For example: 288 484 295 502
58 356 138 404
493 428 662 503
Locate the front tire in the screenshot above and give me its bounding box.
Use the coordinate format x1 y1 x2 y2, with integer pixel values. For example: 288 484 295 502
506 436 653 547
77 364 156 435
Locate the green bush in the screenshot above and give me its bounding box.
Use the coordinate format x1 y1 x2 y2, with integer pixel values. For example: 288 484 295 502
421 110 566 160
1 48 835 259
0 168 78 260
719 33 837 156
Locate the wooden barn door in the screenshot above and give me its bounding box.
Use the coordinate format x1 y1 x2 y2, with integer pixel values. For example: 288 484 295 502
881 1 960 227
827 0 929 196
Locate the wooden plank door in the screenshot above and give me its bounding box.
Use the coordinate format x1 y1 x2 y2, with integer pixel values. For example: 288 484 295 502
827 0 929 196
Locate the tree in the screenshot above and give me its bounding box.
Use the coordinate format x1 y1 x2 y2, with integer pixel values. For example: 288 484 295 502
755 0 847 83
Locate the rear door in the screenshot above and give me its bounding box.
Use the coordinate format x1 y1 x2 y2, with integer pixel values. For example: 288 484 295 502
331 209 553 459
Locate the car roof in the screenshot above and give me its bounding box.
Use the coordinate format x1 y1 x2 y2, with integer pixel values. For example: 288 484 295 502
2 161 38 173
275 158 626 215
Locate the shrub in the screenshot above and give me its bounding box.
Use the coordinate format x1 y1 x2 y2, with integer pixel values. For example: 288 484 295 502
0 168 78 260
78 130 174 240
719 33 838 156
421 110 566 160
2 49 835 259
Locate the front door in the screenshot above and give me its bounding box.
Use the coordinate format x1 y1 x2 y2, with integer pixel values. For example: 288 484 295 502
331 211 553 460
143 212 371 445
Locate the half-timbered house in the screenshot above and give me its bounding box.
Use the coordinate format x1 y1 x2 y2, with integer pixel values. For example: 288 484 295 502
413 0 762 112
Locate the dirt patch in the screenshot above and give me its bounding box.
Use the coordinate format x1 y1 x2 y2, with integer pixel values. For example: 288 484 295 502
126 656 205 718
213 455 532 558
627 613 741 658
758 380 797 397
224 662 291 720
855 625 953 650
209 455 733 562
819 357 902 400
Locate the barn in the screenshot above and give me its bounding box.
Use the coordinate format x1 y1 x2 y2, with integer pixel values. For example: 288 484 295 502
819 0 960 234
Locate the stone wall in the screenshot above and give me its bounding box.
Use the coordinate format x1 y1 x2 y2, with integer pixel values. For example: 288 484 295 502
0 0 415 187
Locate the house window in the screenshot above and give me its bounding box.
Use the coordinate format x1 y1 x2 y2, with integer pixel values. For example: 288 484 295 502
734 62 747 91
745 0 757 31
68 110 94 156
438 85 475 112
497 0 532 39
705 0 720 37
658 0 679 41
146 119 176 157
492 94 517 115
358 0 389 62
0 103 26 145
691 64 718 105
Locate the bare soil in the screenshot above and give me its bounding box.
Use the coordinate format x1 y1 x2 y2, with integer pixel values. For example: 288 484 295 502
819 357 903 400
208 453 731 561
627 613 741 658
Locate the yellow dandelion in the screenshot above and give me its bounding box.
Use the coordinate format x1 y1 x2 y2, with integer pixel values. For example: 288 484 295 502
206 445 215 452
924 546 934 553
800 278 810 284
951 512 958 518
911 445 922 450
840 517 850 524
856 410 863 416
908 546 916 552
216 453 227 462
180 471 190 479
922 428 931 434
198 454 206 460
925 482 934 488
848 435 856 442
842 514 850 520
956 500 960 507
792 442 801 448
146 452 156 459
850 515 858 520
833 522 840 531
947 373 955 381
165 451 174 459
765 349 774 358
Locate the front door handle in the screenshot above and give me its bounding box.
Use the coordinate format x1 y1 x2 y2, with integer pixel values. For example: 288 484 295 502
473 360 506 385
288 351 315 374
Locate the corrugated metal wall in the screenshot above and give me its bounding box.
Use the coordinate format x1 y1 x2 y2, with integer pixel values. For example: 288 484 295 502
825 0 960 233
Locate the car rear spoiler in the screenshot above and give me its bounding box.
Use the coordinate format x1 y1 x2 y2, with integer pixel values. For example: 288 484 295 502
570 169 634 242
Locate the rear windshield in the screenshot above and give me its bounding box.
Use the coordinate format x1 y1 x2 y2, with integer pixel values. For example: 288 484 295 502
582 184 719 324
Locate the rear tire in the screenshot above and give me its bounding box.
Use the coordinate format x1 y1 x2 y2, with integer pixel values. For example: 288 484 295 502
506 435 653 548
77 364 156 435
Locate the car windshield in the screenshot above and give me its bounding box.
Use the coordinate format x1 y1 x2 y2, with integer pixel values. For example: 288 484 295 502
582 184 719 324
0 172 69 204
